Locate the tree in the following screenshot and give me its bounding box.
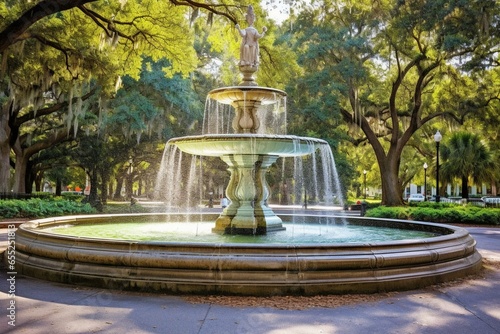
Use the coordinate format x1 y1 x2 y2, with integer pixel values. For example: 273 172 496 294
440 132 495 199
286 0 500 205
0 0 212 193
108 57 204 140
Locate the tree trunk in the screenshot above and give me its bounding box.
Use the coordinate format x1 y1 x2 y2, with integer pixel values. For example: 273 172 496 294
55 177 62 196
462 176 469 199
379 157 404 206
125 173 133 200
108 182 114 201
25 164 34 194
100 168 109 205
0 106 11 193
114 176 124 199
89 169 98 202
12 153 28 194
34 172 43 192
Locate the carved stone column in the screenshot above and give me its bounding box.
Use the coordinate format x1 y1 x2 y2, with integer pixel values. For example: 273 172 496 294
213 154 284 235
231 100 261 134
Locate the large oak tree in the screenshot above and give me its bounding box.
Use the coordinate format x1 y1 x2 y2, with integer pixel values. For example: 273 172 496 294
0 0 241 193
287 0 500 205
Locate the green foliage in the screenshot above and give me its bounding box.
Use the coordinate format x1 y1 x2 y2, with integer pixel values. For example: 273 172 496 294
0 198 95 219
363 206 411 219
285 0 500 206
108 57 204 141
60 193 85 201
366 205 500 226
440 132 495 198
31 192 54 200
1 0 200 193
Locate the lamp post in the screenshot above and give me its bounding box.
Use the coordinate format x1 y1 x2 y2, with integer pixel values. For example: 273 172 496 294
434 131 442 203
423 162 428 201
363 170 367 199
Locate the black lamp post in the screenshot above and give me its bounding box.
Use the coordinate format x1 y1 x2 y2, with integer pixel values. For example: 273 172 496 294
423 162 428 201
434 131 442 203
363 170 367 199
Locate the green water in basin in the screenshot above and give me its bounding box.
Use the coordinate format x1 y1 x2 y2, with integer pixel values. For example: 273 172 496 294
45 221 437 244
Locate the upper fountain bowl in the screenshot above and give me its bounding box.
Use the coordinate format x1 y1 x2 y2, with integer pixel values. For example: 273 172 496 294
168 134 327 157
208 86 286 106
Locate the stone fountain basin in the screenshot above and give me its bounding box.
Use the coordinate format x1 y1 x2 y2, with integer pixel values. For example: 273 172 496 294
208 86 286 105
12 213 482 296
168 134 327 157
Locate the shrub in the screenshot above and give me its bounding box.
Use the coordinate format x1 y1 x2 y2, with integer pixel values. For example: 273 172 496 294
365 205 500 226
472 209 500 225
365 206 410 220
0 198 96 219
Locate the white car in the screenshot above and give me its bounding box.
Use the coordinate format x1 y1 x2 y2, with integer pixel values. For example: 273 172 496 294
408 194 425 203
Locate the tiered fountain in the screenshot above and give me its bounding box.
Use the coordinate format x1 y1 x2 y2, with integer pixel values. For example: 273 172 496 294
168 53 327 234
165 5 333 235
11 6 482 295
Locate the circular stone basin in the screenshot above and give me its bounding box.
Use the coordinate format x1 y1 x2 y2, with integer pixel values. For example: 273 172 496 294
44 221 439 244
168 134 326 157
14 213 482 296
208 86 286 105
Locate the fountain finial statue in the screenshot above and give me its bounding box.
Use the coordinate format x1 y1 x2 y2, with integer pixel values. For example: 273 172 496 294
236 5 267 86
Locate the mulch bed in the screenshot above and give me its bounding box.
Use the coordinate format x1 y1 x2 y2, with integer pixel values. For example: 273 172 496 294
183 257 499 310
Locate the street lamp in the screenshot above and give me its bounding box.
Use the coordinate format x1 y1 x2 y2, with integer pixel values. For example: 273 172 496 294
423 162 428 201
434 131 442 203
363 170 367 199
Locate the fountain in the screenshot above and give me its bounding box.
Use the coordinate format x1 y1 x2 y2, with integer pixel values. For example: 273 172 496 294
10 6 482 296
162 6 335 235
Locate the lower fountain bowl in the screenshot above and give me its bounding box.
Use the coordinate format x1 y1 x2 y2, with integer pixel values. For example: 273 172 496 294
10 213 482 296
168 134 327 157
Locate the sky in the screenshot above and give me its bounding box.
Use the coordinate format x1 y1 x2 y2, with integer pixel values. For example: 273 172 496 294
262 0 290 24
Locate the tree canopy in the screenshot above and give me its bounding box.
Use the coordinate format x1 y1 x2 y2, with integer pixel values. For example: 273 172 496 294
285 0 500 205
0 0 243 193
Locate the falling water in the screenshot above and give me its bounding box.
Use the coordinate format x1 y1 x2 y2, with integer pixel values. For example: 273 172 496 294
319 144 345 209
202 98 234 135
155 145 202 213
202 93 288 135
255 95 287 135
155 144 181 209
154 82 347 233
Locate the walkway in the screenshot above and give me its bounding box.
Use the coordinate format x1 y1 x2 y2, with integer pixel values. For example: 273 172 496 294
0 223 499 334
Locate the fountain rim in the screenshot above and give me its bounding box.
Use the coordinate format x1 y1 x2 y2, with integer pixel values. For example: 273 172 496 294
14 212 482 295
207 86 287 105
167 133 329 145
20 213 466 249
207 86 287 96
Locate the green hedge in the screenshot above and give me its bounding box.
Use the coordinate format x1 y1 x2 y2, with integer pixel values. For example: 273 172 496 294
0 198 96 219
366 205 500 225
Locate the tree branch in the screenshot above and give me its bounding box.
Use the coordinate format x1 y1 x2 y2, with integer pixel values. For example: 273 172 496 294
169 0 238 24
0 0 97 53
15 87 97 127
0 0 239 54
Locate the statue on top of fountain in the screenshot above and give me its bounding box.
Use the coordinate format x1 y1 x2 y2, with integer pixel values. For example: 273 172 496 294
236 5 267 86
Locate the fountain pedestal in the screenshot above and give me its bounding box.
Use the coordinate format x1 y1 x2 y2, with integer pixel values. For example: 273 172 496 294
239 65 259 86
213 154 284 235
